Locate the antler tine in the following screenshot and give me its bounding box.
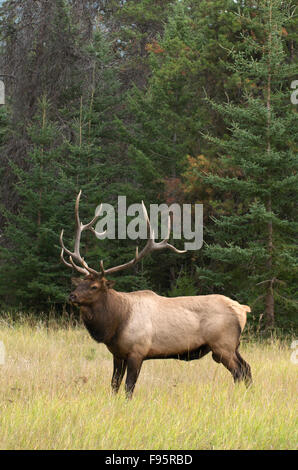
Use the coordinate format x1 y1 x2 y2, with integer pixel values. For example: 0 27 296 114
60 229 74 259
137 202 186 255
83 204 104 232
75 190 82 231
141 200 155 240
154 214 187 254
73 190 86 257
68 255 90 275
100 260 105 276
60 247 73 269
60 228 89 275
60 228 90 270
68 255 101 277
60 246 88 275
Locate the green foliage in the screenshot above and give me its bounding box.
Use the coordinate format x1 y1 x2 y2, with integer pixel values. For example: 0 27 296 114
198 0 298 328
0 26 152 309
0 0 296 335
0 98 68 309
167 271 198 297
0 106 8 145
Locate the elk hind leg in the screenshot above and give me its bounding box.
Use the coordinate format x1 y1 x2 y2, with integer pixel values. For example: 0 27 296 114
235 349 252 387
211 344 250 387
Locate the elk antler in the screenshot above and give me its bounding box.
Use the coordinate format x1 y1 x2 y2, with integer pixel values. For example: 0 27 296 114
59 190 105 276
100 201 186 276
60 192 186 277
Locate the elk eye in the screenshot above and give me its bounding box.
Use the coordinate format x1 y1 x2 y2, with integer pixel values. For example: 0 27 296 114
91 285 98 290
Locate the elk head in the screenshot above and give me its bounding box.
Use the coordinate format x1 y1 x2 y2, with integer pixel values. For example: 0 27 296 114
60 190 186 301
69 275 115 306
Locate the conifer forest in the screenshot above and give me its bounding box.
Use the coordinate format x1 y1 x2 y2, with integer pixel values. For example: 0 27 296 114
0 1 297 331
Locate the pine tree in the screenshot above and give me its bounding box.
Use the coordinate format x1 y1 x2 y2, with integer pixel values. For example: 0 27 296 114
198 0 297 330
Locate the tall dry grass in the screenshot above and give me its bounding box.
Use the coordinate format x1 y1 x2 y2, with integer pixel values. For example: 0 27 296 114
0 315 297 449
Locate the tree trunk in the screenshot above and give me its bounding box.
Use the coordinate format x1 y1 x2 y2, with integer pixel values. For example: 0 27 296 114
265 282 275 329
264 0 274 329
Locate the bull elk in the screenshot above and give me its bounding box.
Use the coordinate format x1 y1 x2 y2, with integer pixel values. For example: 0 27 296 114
60 191 252 398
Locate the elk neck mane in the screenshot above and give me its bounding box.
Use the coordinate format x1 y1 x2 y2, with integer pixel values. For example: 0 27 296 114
80 288 131 344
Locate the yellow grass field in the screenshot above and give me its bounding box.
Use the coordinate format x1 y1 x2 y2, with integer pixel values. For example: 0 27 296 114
0 317 297 450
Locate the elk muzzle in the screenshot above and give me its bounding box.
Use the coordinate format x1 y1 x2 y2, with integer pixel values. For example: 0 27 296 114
69 292 78 303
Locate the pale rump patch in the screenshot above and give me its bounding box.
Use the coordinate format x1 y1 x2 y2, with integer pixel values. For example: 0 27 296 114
228 299 251 332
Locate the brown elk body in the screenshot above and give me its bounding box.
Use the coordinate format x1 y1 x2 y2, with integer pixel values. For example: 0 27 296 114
61 192 252 398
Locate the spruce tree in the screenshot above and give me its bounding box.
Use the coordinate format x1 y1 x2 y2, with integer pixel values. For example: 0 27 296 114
198 0 297 330
0 97 68 309
119 0 247 292
58 28 150 294
0 26 148 311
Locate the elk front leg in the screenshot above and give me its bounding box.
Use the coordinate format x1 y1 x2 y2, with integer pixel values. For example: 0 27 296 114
125 355 143 399
111 356 127 394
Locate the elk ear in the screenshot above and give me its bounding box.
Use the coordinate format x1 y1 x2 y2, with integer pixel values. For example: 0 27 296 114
99 278 115 290
71 277 82 287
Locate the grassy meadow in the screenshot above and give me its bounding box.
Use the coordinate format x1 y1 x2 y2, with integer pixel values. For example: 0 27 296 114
0 315 297 450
